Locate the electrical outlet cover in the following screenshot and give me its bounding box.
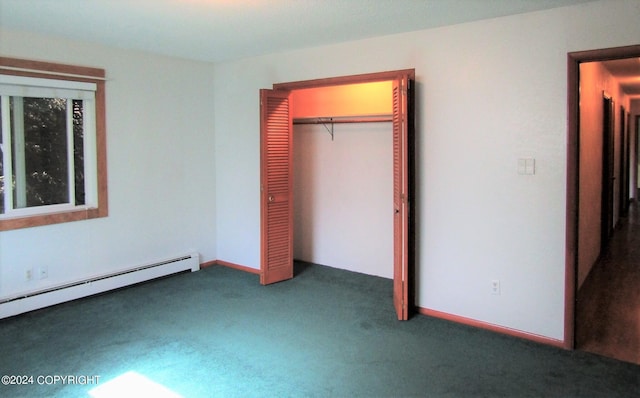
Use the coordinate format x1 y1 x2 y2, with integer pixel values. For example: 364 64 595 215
491 279 500 295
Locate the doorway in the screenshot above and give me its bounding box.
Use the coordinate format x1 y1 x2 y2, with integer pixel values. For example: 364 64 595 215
566 45 640 357
619 106 630 218
260 70 415 320
601 93 614 251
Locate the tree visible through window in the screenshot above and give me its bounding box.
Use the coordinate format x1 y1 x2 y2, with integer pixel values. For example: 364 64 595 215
0 57 107 230
10 97 85 209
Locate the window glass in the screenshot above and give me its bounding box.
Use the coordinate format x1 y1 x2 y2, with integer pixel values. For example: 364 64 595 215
11 97 70 209
73 99 85 206
2 95 89 214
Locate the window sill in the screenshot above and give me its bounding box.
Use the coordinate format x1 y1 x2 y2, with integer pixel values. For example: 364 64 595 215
0 207 107 231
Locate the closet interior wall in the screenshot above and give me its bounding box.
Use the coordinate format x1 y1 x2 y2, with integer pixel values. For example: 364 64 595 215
290 82 395 278
292 120 394 278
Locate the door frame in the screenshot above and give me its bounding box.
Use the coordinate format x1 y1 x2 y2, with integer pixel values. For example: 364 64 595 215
262 69 416 319
601 92 615 251
636 115 640 199
566 44 640 349
619 106 630 217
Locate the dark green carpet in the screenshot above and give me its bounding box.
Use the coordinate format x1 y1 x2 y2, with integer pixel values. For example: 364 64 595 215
0 262 638 397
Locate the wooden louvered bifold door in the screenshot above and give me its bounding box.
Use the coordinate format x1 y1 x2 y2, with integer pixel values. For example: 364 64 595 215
393 76 409 320
260 89 294 285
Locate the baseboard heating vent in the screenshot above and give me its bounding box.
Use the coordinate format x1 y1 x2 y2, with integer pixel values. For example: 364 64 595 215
0 252 199 319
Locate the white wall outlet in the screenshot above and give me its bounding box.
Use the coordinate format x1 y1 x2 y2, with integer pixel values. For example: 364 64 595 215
25 268 33 281
38 266 48 279
491 279 500 295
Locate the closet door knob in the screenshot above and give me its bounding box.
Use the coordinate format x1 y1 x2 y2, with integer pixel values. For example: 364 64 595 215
268 195 275 203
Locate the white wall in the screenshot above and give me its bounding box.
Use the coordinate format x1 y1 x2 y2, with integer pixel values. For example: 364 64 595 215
214 0 640 340
293 122 393 278
0 29 217 298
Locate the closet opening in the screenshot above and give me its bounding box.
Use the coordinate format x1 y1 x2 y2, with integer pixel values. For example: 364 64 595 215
260 70 415 320
292 81 394 280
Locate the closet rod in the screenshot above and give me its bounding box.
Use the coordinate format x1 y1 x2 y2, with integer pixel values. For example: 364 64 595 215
292 115 393 125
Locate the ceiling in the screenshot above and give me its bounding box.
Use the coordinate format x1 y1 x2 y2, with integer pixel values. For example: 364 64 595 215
601 58 640 100
1 0 597 63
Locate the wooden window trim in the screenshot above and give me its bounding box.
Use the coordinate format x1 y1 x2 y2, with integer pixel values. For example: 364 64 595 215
0 57 108 231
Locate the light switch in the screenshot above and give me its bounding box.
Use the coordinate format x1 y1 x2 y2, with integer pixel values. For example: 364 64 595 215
518 158 535 175
518 158 527 174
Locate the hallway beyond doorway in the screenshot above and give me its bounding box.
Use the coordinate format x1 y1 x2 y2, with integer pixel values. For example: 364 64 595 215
576 201 640 365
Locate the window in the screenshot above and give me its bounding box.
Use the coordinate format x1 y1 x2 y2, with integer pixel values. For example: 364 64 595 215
0 57 107 230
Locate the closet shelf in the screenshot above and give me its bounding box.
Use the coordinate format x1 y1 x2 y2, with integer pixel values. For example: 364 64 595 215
292 114 393 125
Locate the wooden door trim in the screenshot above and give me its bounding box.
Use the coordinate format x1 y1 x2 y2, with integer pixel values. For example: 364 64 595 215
620 107 630 216
273 69 415 91
566 44 640 350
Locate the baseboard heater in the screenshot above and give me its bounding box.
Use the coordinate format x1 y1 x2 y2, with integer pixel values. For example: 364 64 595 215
0 253 200 319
